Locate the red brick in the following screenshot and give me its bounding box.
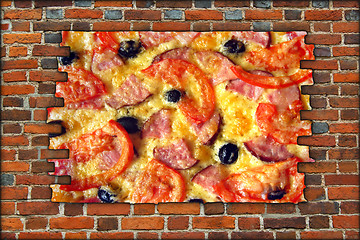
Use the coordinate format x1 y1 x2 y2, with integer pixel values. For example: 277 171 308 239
132 22 151 31
301 60 338 70
15 0 32 8
157 0 192 8
18 232 62 239
264 217 306 229
34 109 47 121
33 21 71 31
31 186 52 199
273 22 310 31
94 0 132 7
3 33 41 44
314 22 331 32
50 217 94 229
158 203 200 215
24 123 61 134
122 217 164 230
277 231 297 240
238 217 260 229
306 34 341 45
185 10 223 20
29 96 63 108
32 45 69 56
346 230 360 239
40 149 69 159
333 22 359 33
330 123 359 133
227 203 265 214
333 47 359 56
92 22 130 31
215 0 250 7
302 85 338 95
162 232 205 240
87 203 130 215
193 22 211 31
338 161 358 173
1 202 15 215
12 22 30 31
32 161 54 173
301 231 343 239
333 215 359 229
2 71 27 82
2 85 35 95
299 202 339 214
208 232 228 240
325 174 359 186
26 217 48 230
298 135 336 147
168 216 189 230
232 231 274 239
1 149 16 161
329 97 359 108
137 232 159 239
9 46 27 57
333 1 359 7
304 187 326 201
305 10 342 21
204 202 225 215
329 149 359 160
341 84 359 95
65 9 103 19
124 10 161 20
1 0 11 7
301 110 338 121
298 161 336 173
2 161 29 172
245 10 282 20
328 187 359 200
90 232 134 239
334 73 359 83
338 135 357 147
16 174 56 185
213 22 251 31
4 9 42 20
153 22 191 31
341 201 360 214
1 136 29 146
29 71 66 82
1 218 23 231
193 216 235 229
273 1 308 7
2 59 38 70
134 204 155 215
1 186 28 200
309 216 329 229
64 232 88 240
1 23 9 30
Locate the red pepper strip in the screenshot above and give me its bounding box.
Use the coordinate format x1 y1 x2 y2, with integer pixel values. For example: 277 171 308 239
60 120 134 191
231 65 312 89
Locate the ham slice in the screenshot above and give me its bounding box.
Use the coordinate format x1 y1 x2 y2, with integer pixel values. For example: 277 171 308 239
286 31 307 41
152 47 191 64
232 31 270 48
192 165 225 193
192 112 221 144
174 32 200 45
244 136 294 163
267 85 302 111
49 159 73 176
98 149 121 171
194 51 237 85
142 109 172 139
140 32 200 49
92 48 124 75
153 139 198 170
106 74 152 109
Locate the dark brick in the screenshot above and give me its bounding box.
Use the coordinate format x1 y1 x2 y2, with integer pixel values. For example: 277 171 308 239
340 60 358 70
1 174 15 186
38 83 56 94
46 9 63 19
3 123 22 134
345 10 360 21
253 22 271 31
314 47 331 57
105 10 123 20
311 122 329 134
1 110 31 121
309 216 329 228
254 0 271 8
312 0 329 8
72 22 91 31
345 34 359 44
205 203 225 215
3 97 23 107
305 174 322 185
264 217 306 229
225 10 243 20
298 202 339 214
309 149 326 160
45 33 62 43
195 0 212 8
74 0 92 7
97 217 118 231
164 10 183 20
285 10 302 20
64 204 83 216
41 58 58 69
35 0 72 7
313 72 331 83
136 0 154 8
232 231 273 239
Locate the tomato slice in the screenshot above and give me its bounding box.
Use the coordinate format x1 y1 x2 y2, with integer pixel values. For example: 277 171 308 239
59 120 134 191
231 65 312 89
255 103 311 144
60 31 69 46
56 66 106 108
131 159 186 203
213 158 304 203
142 59 215 124
244 36 314 74
94 32 119 51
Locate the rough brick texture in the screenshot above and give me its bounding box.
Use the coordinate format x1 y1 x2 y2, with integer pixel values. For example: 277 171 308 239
1 0 359 238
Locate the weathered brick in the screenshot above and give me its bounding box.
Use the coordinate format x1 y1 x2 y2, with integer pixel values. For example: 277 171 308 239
333 215 359 229
264 217 306 229
137 232 158 240
204 202 225 215
338 161 358 173
124 10 161 20
193 216 235 229
309 216 329 229
314 22 331 32
253 22 271 31
301 60 338 70
34 0 72 7
2 59 38 70
157 0 192 8
9 46 27 57
285 10 302 20
312 0 329 8
225 10 243 20
168 216 189 230
344 34 359 44
1 186 28 200
333 47 359 56
153 22 190 31
133 204 155 215
65 9 103 19
158 203 200 215
298 161 336 173
41 58 58 69
33 45 70 56
136 0 154 8
26 217 48 230
74 0 92 7
2 84 35 95
238 217 260 229
2 97 23 107
341 201 360 214
195 0 212 8
45 33 62 43
305 10 342 20
105 10 123 20
87 203 130 215
298 202 339 214
273 1 308 7
333 1 359 7
273 22 310 31
185 10 223 20
72 23 91 31
345 10 360 21
266 203 296 214
2 136 29 146
1 149 16 161
333 22 359 33
94 0 132 7
97 217 118 231
329 149 359 160
325 174 359 185
301 110 338 121
1 202 15 215
254 0 271 8
162 232 205 240
329 97 359 108
2 110 31 121
18 232 63 240
232 231 274 239
4 9 42 20
227 203 265 214
122 217 164 230
50 217 94 229
328 187 359 200
298 135 336 147
1 218 23 231
164 10 183 20
193 22 211 31
2 161 29 172
313 47 331 57
33 21 71 31
93 22 130 31
213 22 251 31
329 123 359 133
340 60 358 70
306 34 341 45
1 174 14 186
46 9 63 19
64 203 83 216
305 174 322 185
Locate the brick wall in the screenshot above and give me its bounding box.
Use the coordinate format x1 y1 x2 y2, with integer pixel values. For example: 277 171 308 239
1 0 359 239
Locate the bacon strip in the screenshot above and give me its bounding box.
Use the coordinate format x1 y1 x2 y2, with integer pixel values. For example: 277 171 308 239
142 109 172 139
106 74 152 109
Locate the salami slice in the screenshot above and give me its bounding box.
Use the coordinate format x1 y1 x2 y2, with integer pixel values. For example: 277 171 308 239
192 112 221 144
152 47 191 64
142 109 172 139
192 165 225 193
244 135 294 163
153 139 198 170
106 74 152 109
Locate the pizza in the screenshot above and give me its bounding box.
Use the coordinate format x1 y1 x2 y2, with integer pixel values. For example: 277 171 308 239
48 31 314 203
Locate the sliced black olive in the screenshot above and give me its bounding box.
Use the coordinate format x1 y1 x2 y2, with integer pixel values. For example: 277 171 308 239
165 89 182 103
59 51 78 66
267 190 286 200
189 198 204 203
118 40 142 59
219 143 239 165
48 120 66 138
98 188 116 203
224 39 246 54
116 116 140 134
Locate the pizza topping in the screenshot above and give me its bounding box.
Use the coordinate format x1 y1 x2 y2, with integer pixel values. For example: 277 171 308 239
165 89 182 103
267 85 302 111
189 198 205 203
131 159 186 203
98 148 121 171
224 39 246 54
140 32 175 49
194 51 237 85
67 97 105 109
95 32 119 50
232 31 270 48
267 189 286 200
286 31 307 41
174 32 200 45
192 164 225 193
192 112 221 145
56 66 106 109
116 116 140 134
97 188 117 203
142 109 172 139
152 47 191 64
118 40 142 59
142 59 215 124
244 135 294 163
153 139 198 170
219 143 239 165
92 47 124 74
226 79 264 101
49 159 73 176
59 51 79 66
106 74 152 109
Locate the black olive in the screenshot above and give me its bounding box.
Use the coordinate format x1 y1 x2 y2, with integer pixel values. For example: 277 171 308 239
48 120 67 138
165 89 182 103
118 40 142 59
116 116 140 134
219 143 239 165
224 39 246 54
267 190 286 200
98 188 116 203
59 51 78 66
189 198 204 203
